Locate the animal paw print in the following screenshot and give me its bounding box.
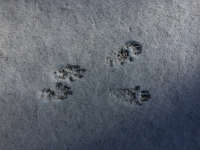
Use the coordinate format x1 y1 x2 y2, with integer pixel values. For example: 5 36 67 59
110 85 151 106
107 41 142 66
41 64 86 101
124 41 142 56
41 89 56 100
41 83 73 100
53 64 86 83
54 82 73 100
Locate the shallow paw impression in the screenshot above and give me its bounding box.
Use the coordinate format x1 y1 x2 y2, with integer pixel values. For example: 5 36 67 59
106 41 142 66
110 85 151 106
125 41 142 56
41 83 73 100
41 64 86 101
53 64 86 83
41 89 56 100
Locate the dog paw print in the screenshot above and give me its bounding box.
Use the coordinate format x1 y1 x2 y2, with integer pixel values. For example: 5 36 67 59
110 85 151 106
53 64 86 83
107 41 142 66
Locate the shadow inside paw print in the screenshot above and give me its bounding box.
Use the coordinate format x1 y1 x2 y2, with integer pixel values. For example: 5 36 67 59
107 41 143 66
53 64 86 83
110 85 151 106
140 90 151 101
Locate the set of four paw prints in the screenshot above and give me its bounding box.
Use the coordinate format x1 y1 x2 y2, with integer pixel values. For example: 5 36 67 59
41 41 151 106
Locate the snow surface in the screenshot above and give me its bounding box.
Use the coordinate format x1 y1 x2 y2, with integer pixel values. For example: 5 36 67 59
0 0 200 149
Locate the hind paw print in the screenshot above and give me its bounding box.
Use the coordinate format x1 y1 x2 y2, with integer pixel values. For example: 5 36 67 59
41 82 73 100
53 64 86 83
54 82 73 100
41 64 86 101
106 41 142 66
41 89 55 100
110 85 151 106
124 41 142 55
